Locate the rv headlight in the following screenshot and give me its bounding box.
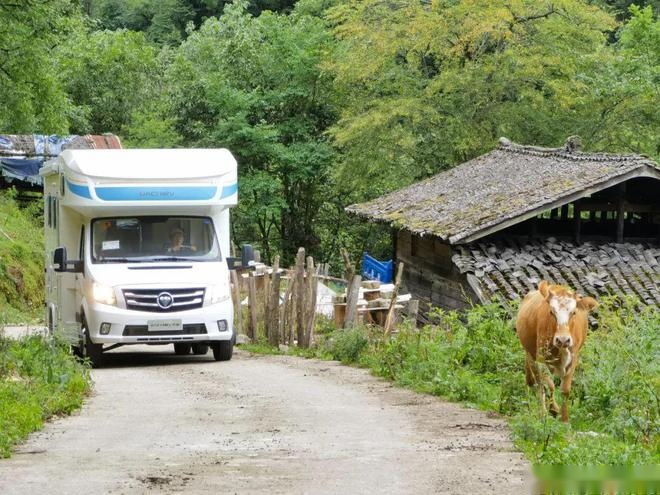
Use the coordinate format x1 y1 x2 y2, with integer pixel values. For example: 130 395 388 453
208 284 230 305
92 282 116 306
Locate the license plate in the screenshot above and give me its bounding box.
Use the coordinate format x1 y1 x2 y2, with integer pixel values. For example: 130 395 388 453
147 319 183 331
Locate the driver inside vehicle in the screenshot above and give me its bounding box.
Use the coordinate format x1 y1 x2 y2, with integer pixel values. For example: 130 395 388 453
167 227 197 253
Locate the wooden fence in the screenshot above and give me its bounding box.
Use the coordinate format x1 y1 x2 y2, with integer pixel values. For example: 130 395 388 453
231 247 418 348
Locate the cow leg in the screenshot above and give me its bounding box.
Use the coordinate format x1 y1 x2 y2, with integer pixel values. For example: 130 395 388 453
524 353 538 387
524 353 543 409
560 364 577 422
543 374 560 417
525 353 550 413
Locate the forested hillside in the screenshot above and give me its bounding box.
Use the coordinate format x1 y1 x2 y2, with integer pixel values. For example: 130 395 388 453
1 0 658 268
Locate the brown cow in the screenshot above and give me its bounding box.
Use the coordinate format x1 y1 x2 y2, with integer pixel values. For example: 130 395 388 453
516 280 598 422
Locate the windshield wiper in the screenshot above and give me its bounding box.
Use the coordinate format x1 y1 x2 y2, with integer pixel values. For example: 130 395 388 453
146 256 197 262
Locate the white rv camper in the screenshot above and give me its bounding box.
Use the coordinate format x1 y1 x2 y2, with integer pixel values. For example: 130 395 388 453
40 149 248 367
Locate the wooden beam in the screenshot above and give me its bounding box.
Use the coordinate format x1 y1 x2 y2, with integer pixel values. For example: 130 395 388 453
573 200 582 244
579 200 659 213
616 182 626 242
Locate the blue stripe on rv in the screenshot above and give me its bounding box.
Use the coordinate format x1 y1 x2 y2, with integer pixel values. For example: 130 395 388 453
95 186 219 201
67 179 92 199
220 183 238 198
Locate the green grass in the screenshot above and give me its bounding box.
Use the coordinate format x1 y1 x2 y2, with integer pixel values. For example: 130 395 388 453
244 301 659 466
0 335 91 457
0 189 44 321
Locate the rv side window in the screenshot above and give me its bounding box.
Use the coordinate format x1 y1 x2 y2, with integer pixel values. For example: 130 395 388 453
79 225 85 260
52 198 58 229
46 196 52 228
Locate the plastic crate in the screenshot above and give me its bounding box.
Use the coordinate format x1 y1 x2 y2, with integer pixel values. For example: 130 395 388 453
362 252 394 283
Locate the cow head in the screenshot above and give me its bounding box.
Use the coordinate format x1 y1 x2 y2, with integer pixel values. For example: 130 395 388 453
538 281 598 348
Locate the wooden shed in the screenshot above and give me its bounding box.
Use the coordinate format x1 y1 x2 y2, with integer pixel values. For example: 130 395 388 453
347 137 660 312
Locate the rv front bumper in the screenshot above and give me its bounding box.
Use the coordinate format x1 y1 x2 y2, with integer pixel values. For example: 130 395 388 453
85 298 234 345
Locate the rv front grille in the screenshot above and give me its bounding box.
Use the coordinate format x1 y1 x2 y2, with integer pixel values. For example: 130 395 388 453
122 288 205 312
122 324 207 336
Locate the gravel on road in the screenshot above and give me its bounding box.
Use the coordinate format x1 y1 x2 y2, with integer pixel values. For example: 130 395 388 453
0 346 529 494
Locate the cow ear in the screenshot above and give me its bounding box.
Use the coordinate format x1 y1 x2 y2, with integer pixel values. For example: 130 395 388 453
577 296 598 312
538 280 550 299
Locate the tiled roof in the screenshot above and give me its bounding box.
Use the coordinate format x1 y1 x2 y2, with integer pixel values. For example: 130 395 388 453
452 238 660 307
347 137 659 244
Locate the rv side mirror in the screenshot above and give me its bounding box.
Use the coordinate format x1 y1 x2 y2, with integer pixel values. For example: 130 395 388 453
53 247 68 272
226 244 256 271
53 246 83 273
241 244 255 267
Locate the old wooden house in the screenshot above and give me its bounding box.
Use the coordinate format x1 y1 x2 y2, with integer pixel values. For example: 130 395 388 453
347 137 660 311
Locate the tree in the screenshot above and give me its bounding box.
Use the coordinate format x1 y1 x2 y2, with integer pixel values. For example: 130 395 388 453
90 0 300 45
595 0 658 20
583 5 659 156
0 0 83 133
56 29 162 135
326 0 622 199
166 1 335 261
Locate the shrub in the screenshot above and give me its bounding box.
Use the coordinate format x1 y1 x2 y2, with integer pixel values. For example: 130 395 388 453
322 326 370 364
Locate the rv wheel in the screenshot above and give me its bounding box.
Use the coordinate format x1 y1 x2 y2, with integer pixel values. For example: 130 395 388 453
212 340 233 361
173 343 192 355
191 343 209 355
81 324 104 368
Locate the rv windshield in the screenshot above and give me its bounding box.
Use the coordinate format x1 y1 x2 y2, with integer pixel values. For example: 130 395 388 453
91 216 221 263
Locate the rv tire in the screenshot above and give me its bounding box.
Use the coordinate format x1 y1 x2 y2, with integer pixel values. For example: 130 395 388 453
212 340 233 361
81 324 104 368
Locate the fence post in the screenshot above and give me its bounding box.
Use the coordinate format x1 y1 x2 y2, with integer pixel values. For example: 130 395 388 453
406 299 419 323
247 273 258 341
286 276 296 345
303 256 317 348
341 247 355 296
295 247 305 346
267 257 281 347
384 262 405 334
230 270 243 337
280 270 294 344
343 274 362 328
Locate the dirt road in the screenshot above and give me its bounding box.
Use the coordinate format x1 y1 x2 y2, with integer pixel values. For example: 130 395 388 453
0 346 528 494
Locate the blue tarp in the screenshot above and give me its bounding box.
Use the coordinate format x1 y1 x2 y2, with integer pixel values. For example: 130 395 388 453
0 135 78 187
0 158 44 186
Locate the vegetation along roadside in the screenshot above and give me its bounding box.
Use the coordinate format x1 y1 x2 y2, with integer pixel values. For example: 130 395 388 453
0 190 91 458
0 334 91 458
